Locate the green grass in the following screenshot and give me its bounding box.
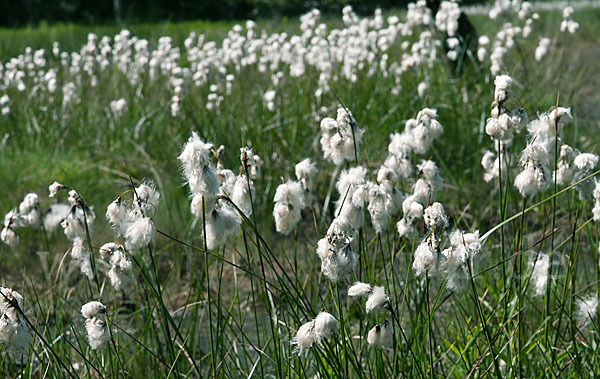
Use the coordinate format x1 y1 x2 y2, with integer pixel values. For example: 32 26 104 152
1 5 600 377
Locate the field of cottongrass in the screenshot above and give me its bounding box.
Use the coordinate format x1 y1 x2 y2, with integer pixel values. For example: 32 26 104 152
1 0 600 377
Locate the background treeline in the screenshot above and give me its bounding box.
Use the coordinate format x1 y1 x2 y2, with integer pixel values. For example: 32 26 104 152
0 0 483 27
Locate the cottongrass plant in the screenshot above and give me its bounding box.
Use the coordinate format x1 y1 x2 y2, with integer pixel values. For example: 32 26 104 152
1 2 600 377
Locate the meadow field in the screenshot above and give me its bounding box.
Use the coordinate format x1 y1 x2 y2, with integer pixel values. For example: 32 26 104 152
1 1 600 377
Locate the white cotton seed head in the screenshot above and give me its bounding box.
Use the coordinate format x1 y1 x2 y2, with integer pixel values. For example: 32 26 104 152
124 217 155 252
384 154 412 179
273 202 301 235
43 204 69 233
319 111 364 165
273 181 304 206
0 314 16 344
81 301 106 319
377 165 398 188
106 198 126 226
62 211 91 242
423 202 448 231
1 227 19 248
366 183 392 233
530 253 549 297
336 195 365 230
348 282 372 297
573 153 598 173
388 132 413 159
295 158 317 182
418 160 443 192
135 182 160 215
272 184 303 235
178 132 214 177
316 238 331 260
85 318 109 350
321 249 358 282
19 193 39 215
336 166 367 198
231 175 255 217
413 240 436 276
273 180 305 228
447 229 481 263
67 190 80 207
402 195 424 221
188 166 220 197
367 321 393 348
514 164 550 197
313 312 338 339
293 320 316 354
204 206 241 250
397 217 415 238
218 171 237 197
99 242 118 259
576 294 598 326
366 286 390 313
71 238 87 259
190 193 217 217
494 75 513 103
0 287 23 312
326 216 354 250
108 266 129 291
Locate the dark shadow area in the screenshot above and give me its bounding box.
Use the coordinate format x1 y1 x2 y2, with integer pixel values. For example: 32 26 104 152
1 0 484 27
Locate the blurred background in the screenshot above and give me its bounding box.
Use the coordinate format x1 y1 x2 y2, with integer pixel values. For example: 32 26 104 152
1 0 483 26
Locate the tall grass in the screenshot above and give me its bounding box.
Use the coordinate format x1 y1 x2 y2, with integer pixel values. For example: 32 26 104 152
0 4 600 378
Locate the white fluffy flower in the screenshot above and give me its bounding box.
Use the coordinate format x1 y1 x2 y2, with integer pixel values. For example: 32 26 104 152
231 175 255 217
100 243 132 291
449 230 481 262
313 312 338 339
494 75 513 104
135 182 160 215
1 227 19 248
81 301 109 350
124 216 155 251
481 150 506 183
366 286 390 313
204 207 240 250
293 320 316 354
321 249 358 282
326 216 354 250
348 282 372 297
49 181 66 197
320 108 364 165
576 294 598 326
535 38 551 61
62 206 95 242
0 288 30 360
293 311 338 354
366 183 392 233
555 145 575 185
514 162 550 197
19 193 39 215
71 238 93 279
178 132 213 177
273 181 305 234
413 240 436 275
367 321 393 348
593 182 600 222
530 253 549 297
423 202 448 232
295 158 317 206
